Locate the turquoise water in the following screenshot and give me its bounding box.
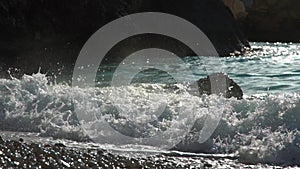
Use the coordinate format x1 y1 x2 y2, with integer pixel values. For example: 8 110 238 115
1 42 300 166
221 42 300 95
97 42 300 95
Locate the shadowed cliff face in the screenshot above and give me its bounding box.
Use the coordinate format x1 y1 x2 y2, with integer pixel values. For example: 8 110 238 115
244 0 300 42
225 0 300 42
0 0 249 80
223 0 248 19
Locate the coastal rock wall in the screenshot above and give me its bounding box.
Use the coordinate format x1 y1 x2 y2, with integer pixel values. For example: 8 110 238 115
224 0 300 42
245 0 300 42
0 0 249 79
223 0 248 19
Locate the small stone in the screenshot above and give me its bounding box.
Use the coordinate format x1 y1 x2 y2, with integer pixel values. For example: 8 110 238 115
60 159 70 167
30 143 44 155
97 150 104 155
19 138 24 142
54 143 66 147
0 136 4 144
203 162 213 168
12 140 21 148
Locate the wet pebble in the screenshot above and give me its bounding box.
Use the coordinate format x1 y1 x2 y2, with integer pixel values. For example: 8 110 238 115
54 143 66 147
0 136 290 168
0 136 3 144
19 138 24 142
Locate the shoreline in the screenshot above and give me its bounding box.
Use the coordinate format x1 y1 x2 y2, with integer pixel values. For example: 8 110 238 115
0 131 294 168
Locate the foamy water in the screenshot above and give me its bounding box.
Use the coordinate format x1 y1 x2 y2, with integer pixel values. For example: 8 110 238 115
1 71 300 165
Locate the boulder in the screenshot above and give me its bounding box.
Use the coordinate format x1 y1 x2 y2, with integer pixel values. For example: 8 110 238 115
196 73 243 99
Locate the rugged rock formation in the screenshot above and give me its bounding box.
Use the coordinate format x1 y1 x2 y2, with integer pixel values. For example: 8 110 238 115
223 0 248 19
0 0 249 80
226 0 300 42
245 0 300 42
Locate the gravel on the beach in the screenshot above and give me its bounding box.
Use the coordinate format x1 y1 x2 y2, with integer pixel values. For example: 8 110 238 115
0 135 293 169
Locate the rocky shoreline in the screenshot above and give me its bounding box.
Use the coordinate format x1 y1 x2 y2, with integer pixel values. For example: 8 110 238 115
0 134 290 168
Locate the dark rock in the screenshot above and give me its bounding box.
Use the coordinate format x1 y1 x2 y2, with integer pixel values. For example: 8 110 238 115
223 0 248 19
30 143 44 155
0 0 249 80
204 162 213 168
97 150 105 155
54 143 66 147
236 0 300 42
0 136 4 144
12 140 22 149
197 73 243 99
18 138 24 142
164 73 243 99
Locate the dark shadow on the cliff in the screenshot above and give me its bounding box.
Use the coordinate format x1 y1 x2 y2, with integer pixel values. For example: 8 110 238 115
0 0 249 82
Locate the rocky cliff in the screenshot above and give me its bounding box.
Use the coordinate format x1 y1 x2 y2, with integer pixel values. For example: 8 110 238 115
225 0 300 42
0 0 249 79
223 0 248 19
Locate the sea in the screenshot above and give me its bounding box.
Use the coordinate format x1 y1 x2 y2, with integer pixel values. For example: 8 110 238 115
1 42 300 167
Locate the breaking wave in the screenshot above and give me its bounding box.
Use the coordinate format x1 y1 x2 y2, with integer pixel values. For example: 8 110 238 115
0 73 300 165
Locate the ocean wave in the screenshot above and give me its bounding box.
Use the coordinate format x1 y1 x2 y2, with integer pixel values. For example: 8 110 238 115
0 73 300 165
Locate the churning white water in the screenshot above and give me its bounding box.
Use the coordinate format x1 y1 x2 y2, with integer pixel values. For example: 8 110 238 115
1 70 300 165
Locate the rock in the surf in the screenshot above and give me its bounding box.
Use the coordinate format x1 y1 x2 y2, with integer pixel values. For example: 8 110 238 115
196 73 243 99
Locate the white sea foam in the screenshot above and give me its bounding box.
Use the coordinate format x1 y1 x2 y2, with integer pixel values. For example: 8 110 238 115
0 73 300 165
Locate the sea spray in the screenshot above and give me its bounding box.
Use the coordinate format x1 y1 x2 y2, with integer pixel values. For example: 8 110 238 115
0 73 300 165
